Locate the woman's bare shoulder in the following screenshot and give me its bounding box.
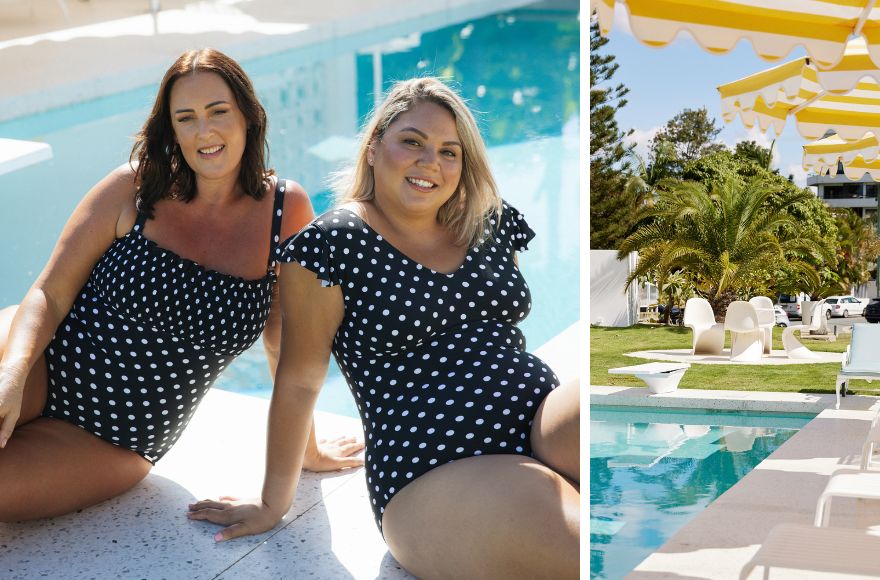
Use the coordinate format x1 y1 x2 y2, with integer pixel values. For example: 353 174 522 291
278 178 315 238
91 163 139 237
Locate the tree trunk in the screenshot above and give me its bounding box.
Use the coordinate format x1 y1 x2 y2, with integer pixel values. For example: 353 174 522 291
707 291 738 323
663 292 674 325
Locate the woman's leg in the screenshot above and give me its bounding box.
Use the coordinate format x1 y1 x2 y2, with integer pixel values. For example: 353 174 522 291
531 379 580 484
382 455 580 580
0 305 152 521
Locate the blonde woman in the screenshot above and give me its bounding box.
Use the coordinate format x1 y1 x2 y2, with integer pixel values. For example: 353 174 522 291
190 78 580 578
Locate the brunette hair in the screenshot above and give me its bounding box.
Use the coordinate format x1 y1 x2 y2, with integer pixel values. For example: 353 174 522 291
334 77 501 247
130 48 272 215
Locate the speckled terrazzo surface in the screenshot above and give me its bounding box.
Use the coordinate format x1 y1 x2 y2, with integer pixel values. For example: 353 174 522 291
1 320 581 578
0 390 412 579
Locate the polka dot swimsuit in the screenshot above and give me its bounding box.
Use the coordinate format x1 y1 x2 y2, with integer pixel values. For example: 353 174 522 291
277 202 559 531
43 180 287 463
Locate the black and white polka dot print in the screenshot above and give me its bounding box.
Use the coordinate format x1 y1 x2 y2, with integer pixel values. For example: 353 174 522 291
43 180 288 463
277 202 559 532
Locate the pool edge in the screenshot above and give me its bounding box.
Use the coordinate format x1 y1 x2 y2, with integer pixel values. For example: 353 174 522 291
590 384 846 414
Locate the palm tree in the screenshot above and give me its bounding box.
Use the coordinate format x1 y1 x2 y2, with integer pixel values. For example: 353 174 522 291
656 270 695 324
624 140 678 206
830 208 880 294
618 176 835 318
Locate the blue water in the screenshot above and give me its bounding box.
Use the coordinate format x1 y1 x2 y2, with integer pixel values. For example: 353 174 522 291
0 2 579 418
590 405 814 580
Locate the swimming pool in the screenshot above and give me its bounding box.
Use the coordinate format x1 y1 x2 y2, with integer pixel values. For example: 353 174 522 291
590 405 814 580
0 3 579 417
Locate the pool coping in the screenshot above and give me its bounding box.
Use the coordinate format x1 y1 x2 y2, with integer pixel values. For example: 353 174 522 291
591 385 880 579
590 384 841 414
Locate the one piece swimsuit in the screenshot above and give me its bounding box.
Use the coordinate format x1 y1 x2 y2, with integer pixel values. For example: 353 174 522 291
42 179 287 463
277 201 559 531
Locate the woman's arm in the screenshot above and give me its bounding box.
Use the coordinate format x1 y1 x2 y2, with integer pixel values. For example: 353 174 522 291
261 180 362 472
0 166 136 446
188 261 345 540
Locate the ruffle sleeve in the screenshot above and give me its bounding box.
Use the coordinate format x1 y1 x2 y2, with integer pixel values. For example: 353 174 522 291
501 202 536 252
275 223 341 287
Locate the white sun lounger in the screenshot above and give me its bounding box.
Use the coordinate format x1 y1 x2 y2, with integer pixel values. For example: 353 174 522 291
814 470 880 527
813 410 880 527
739 523 880 579
836 323 880 409
608 362 690 394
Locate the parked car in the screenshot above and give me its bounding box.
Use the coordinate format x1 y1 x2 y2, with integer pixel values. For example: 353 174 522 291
777 293 808 320
823 295 869 319
657 304 683 325
866 298 880 323
773 305 791 327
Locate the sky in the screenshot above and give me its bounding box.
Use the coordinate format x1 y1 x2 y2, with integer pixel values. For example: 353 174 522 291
599 6 816 187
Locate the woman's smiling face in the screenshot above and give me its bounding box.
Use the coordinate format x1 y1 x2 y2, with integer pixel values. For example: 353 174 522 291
371 101 463 218
169 72 248 185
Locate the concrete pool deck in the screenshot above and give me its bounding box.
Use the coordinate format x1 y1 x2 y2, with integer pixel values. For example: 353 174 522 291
592 386 880 579
1 390 411 579
0 323 578 578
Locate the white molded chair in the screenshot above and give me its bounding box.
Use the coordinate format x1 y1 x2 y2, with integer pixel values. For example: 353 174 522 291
724 301 763 362
682 297 723 355
836 323 880 409
782 299 824 360
748 296 775 355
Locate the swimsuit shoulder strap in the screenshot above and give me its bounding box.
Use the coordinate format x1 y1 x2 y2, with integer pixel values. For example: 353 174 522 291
268 177 286 271
133 209 148 232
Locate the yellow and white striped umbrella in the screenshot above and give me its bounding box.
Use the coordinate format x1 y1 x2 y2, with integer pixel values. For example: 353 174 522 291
803 132 880 178
591 0 880 70
719 68 880 141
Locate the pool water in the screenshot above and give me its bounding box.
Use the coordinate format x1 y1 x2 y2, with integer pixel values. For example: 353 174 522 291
0 2 579 418
590 405 814 580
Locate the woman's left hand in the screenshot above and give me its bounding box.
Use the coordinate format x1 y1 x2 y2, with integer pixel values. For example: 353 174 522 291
303 435 365 472
187 496 286 542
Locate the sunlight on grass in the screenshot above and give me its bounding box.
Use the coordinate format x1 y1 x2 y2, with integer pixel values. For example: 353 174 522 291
589 324 877 394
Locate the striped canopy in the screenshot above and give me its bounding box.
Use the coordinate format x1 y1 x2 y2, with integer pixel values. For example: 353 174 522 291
803 133 880 178
591 0 880 70
719 66 880 141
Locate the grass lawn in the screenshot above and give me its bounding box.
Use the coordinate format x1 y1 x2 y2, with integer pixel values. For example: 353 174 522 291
590 324 876 394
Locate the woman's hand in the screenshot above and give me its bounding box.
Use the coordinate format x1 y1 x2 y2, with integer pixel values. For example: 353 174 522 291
187 496 285 542
0 364 27 447
302 435 365 472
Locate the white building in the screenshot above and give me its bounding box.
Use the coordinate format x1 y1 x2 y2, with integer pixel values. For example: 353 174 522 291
807 171 879 221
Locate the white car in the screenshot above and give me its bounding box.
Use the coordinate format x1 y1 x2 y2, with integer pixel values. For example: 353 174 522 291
773 305 791 327
823 295 869 319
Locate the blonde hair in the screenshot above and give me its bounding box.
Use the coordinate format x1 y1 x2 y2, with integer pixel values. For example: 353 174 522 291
333 77 501 247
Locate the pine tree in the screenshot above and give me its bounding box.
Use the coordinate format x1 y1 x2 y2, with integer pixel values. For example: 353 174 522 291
589 20 637 249
649 107 726 173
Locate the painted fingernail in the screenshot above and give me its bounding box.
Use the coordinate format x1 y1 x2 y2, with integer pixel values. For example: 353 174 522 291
214 532 223 542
